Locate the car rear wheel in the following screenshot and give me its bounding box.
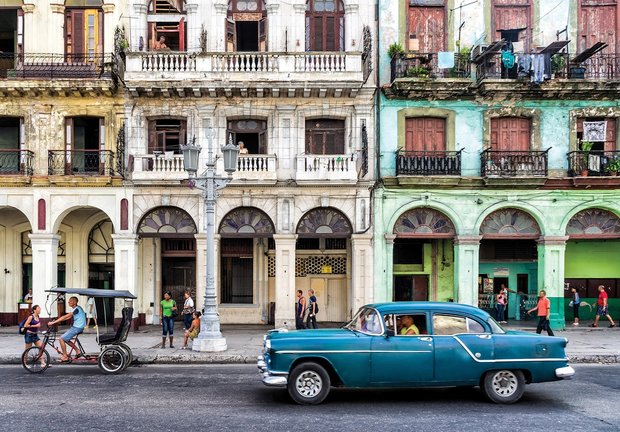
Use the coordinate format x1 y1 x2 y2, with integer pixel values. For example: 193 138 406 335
483 369 525 404
288 362 331 405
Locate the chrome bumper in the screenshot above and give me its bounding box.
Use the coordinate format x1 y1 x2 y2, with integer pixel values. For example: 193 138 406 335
257 355 288 387
555 365 575 379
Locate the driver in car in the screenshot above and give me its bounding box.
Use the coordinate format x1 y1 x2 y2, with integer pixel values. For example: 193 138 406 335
48 296 86 362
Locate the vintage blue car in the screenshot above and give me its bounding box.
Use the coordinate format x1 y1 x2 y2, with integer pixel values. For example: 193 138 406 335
258 302 574 404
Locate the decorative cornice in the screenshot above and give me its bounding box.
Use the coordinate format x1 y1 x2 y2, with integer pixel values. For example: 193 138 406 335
454 235 482 246
537 236 569 246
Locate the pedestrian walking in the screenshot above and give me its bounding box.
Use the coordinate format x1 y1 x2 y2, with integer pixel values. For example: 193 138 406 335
295 290 306 330
23 304 42 351
496 290 507 323
590 285 616 328
181 290 195 330
160 291 177 348
570 287 580 326
305 289 318 329
528 290 554 336
86 296 97 329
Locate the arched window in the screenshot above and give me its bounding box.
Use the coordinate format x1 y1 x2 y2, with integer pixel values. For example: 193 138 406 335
227 0 267 52
305 0 345 52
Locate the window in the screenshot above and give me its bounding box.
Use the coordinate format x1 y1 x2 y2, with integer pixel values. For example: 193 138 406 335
578 0 618 54
384 313 428 336
577 117 617 152
0 117 23 173
407 1 445 52
305 119 345 155
65 7 103 60
345 307 382 335
432 314 485 335
393 276 429 302
148 0 186 51
0 7 23 59
221 238 253 304
65 117 104 174
305 0 344 52
492 0 532 51
148 119 186 154
405 117 446 151
227 0 267 52
227 119 267 154
490 117 531 151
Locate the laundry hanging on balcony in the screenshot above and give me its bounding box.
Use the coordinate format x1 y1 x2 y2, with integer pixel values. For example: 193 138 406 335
583 121 607 142
437 52 455 69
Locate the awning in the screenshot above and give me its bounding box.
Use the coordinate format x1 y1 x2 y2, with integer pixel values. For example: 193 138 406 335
571 42 608 63
539 40 570 56
46 287 137 299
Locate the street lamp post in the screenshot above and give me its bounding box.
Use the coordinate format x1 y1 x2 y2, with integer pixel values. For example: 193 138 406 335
181 127 239 352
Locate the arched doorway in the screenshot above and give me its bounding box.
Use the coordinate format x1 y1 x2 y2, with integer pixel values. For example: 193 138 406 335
88 219 114 324
218 207 274 321
478 208 541 320
296 207 352 322
392 208 456 302
138 206 197 320
565 208 620 322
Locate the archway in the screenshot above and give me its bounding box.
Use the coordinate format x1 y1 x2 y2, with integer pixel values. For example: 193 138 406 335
392 208 456 302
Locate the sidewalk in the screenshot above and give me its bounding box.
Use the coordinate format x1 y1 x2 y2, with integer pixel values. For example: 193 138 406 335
0 322 618 365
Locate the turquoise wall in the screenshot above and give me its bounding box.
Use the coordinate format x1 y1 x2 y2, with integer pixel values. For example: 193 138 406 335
479 262 538 319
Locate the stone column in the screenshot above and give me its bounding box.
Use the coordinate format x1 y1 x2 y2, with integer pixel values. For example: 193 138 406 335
29 233 60 317
376 234 396 303
292 3 306 52
212 0 228 52
21 3 36 53
453 235 482 306
273 234 297 328
266 3 280 52
185 3 200 52
112 234 139 318
344 3 359 52
537 236 569 331
194 233 207 312
351 233 373 314
49 4 66 55
132 3 148 51
102 3 116 54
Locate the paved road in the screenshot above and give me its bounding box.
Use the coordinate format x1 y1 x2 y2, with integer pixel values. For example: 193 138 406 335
0 364 618 432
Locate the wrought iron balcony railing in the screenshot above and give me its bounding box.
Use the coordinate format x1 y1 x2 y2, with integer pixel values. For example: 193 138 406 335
567 150 620 177
390 53 470 81
481 149 549 177
396 150 462 176
0 149 34 175
48 150 115 176
0 53 111 79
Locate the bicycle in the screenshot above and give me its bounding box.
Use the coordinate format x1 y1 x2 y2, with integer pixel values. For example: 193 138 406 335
22 325 92 373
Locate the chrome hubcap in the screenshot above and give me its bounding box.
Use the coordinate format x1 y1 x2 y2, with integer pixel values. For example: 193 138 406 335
295 370 322 398
491 371 518 397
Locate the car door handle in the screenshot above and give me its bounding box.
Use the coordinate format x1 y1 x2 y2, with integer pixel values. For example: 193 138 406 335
418 337 432 342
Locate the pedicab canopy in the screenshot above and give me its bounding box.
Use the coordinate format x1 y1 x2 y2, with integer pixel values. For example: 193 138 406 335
46 287 137 299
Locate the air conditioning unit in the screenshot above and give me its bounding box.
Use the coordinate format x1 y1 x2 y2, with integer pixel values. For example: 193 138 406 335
471 44 490 60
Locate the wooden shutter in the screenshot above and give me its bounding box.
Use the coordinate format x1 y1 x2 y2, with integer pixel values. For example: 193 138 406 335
179 18 185 51
147 120 156 154
16 8 23 54
325 16 335 51
490 117 530 151
408 5 446 52
99 117 105 174
492 0 532 50
579 0 617 53
259 17 267 52
65 118 74 174
405 118 446 152
258 131 267 154
226 18 236 52
179 120 187 147
65 9 85 58
312 16 324 51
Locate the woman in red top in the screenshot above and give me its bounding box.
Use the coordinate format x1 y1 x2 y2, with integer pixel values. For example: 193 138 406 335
591 285 616 328
528 290 554 336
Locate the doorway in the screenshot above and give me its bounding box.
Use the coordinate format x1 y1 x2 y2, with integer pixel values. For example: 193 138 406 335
309 277 346 323
88 264 114 325
393 275 429 301
236 21 258 51
162 257 195 320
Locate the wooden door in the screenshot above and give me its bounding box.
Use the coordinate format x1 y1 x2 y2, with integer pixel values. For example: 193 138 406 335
490 117 530 151
405 117 446 151
579 0 618 53
407 4 445 52
310 277 347 322
492 0 532 50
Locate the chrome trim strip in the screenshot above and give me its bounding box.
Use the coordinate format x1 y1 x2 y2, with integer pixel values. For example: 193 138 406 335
262 376 288 387
452 336 569 363
276 350 432 354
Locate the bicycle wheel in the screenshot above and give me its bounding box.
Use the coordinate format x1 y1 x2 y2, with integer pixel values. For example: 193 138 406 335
116 343 134 370
22 347 50 374
98 346 126 374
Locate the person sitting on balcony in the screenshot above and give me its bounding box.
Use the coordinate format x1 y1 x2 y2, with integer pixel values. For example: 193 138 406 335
153 35 169 51
238 141 249 155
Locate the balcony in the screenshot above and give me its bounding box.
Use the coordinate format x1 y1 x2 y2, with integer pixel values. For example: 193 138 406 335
0 53 114 96
295 154 358 184
0 149 34 176
123 51 364 97
396 150 462 176
568 150 620 177
229 154 277 183
48 150 115 176
481 150 548 179
390 53 470 81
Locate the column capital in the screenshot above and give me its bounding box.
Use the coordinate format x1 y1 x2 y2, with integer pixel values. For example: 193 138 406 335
454 235 482 246
214 2 228 14
537 236 569 246
102 3 115 13
293 3 306 13
384 234 397 244
273 233 298 245
29 233 61 243
133 3 148 14
185 3 199 13
50 3 64 14
344 4 359 14
22 3 36 13
111 233 139 245
351 233 373 242
266 3 280 14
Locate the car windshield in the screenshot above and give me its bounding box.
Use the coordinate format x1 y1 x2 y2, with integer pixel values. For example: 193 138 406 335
487 317 506 334
345 307 383 335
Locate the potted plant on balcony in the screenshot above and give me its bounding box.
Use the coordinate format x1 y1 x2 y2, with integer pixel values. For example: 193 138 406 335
406 66 430 78
387 43 405 59
605 157 620 176
579 140 593 176
551 54 566 78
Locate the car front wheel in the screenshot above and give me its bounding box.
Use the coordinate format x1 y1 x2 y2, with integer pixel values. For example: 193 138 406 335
288 362 331 405
483 369 525 404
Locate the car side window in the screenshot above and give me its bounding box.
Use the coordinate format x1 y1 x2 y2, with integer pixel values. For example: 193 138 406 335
432 315 486 335
395 314 427 336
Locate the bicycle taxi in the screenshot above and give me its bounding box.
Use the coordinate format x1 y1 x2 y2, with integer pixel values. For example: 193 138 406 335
22 287 137 374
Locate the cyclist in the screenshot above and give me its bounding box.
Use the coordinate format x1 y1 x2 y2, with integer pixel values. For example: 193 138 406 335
48 296 86 362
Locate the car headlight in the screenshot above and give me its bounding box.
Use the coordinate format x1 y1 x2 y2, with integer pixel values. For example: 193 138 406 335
265 339 271 350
